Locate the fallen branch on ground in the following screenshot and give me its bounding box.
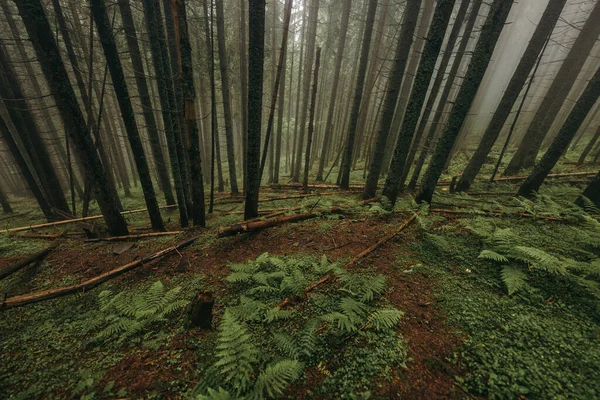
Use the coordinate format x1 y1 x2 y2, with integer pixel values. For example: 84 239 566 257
0 244 58 280
83 231 183 242
0 205 179 234
217 208 342 238
0 236 199 310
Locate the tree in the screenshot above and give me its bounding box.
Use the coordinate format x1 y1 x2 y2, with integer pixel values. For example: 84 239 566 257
416 0 514 204
456 0 568 191
303 48 322 191
575 170 600 208
363 0 421 198
407 0 483 190
244 0 266 220
338 0 378 189
577 126 600 165
505 1 600 175
172 0 206 227
117 0 175 205
142 0 189 227
16 0 128 235
239 0 249 192
518 64 600 197
382 0 457 203
315 0 352 182
215 0 239 194
0 183 11 214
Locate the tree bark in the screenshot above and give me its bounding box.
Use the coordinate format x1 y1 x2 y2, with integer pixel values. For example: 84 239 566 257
16 0 128 236
575 170 600 208
239 0 249 193
505 1 600 175
456 0 567 191
363 0 421 198
244 0 266 220
416 0 514 204
382 0 457 203
338 0 378 189
303 48 322 191
518 64 600 197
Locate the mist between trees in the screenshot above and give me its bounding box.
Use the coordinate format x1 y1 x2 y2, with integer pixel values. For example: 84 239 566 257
1 0 599 233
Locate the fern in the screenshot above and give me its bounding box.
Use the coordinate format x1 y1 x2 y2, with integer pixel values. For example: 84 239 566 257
254 360 303 399
511 246 567 275
501 265 528 295
339 273 386 302
366 308 404 331
214 311 259 395
479 250 509 263
195 387 234 400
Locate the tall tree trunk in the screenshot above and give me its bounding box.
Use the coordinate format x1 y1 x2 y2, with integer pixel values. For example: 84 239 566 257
292 0 320 182
362 0 421 198
118 0 175 205
244 0 266 220
518 64 600 197
401 0 471 186
578 126 600 165
91 0 165 232
291 0 307 176
274 49 287 184
0 183 11 214
16 0 128 235
575 170 600 208
415 0 513 204
408 0 483 190
239 0 248 193
338 0 378 189
172 0 206 227
142 0 189 227
505 1 600 175
303 48 322 190
214 0 240 194
382 0 457 203
456 0 567 191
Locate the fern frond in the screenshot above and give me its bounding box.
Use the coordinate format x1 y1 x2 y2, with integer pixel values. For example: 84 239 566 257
195 387 235 400
501 265 528 295
321 312 358 333
512 246 567 275
339 274 386 302
479 249 509 263
273 333 300 359
264 307 294 323
226 272 253 283
340 297 368 320
367 308 404 331
254 360 303 399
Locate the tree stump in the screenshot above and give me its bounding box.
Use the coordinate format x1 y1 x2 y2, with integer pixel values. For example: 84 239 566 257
187 291 214 329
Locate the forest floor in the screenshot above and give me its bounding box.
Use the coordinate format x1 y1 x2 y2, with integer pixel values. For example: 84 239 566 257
1 159 600 399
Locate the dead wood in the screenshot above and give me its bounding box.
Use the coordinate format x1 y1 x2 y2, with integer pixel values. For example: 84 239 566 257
83 231 183 242
0 236 199 310
0 244 57 280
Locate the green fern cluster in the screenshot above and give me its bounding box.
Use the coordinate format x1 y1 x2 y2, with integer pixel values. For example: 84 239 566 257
94 281 188 343
194 253 407 399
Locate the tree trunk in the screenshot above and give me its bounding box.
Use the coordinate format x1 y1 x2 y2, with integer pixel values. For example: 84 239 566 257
456 0 567 191
338 0 378 189
172 0 206 227
362 0 421 198
408 0 483 190
416 0 514 204
215 0 239 194
505 1 600 175
292 0 320 182
518 64 600 197
577 126 600 165
117 0 175 206
0 183 11 214
239 0 249 193
16 0 128 235
575 170 600 208
244 0 266 220
382 0 457 203
303 48 322 191
142 0 189 227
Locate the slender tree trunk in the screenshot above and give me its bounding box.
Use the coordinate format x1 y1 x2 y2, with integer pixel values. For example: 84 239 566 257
16 0 128 235
244 0 266 220
505 1 600 175
172 0 206 226
0 183 11 214
363 0 421 198
215 0 239 194
291 0 307 175
274 49 287 184
303 48 322 190
292 0 320 182
142 0 189 227
118 0 175 205
415 0 514 204
339 0 378 189
91 0 165 231
456 0 567 191
575 170 600 208
408 0 482 190
239 0 248 193
382 0 457 203
578 126 600 165
518 64 600 197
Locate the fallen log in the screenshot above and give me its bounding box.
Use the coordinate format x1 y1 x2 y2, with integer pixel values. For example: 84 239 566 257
0 236 199 310
268 183 365 191
19 232 66 239
217 208 342 238
280 213 419 307
0 204 179 234
0 244 57 280
83 231 183 242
